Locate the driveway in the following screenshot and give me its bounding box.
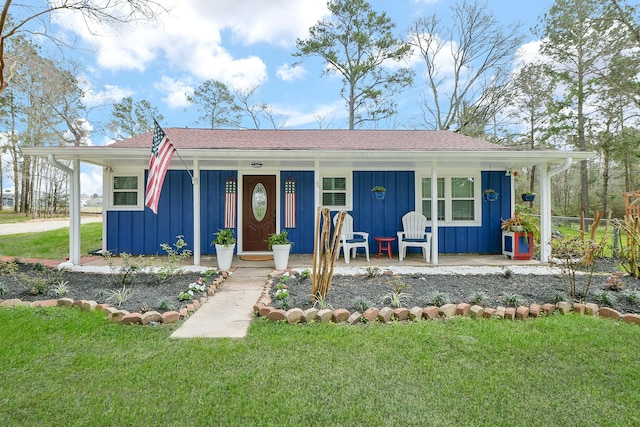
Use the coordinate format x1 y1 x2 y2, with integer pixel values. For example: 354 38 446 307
0 216 102 236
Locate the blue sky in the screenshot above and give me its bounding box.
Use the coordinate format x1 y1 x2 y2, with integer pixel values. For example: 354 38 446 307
7 0 555 195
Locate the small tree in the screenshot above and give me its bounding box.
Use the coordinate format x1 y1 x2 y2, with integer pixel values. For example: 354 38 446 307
551 211 608 301
294 0 413 129
186 80 241 129
108 97 163 138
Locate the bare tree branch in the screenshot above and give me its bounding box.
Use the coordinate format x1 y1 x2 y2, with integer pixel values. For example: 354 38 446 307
408 0 523 133
0 0 167 93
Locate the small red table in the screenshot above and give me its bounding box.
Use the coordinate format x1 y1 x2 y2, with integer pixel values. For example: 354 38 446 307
374 237 395 260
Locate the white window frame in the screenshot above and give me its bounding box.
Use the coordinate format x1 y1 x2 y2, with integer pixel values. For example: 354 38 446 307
320 173 353 210
419 174 481 226
110 171 144 211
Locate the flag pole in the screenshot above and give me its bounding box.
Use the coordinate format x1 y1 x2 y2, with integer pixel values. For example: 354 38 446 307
154 119 195 183
174 148 195 182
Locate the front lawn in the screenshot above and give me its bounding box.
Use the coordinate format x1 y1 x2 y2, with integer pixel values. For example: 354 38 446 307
0 308 638 426
0 222 102 259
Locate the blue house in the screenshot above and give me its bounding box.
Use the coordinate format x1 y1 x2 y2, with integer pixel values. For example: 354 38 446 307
24 129 594 265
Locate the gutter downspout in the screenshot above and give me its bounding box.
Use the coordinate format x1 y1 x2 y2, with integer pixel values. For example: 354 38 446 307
48 154 81 265
540 157 573 263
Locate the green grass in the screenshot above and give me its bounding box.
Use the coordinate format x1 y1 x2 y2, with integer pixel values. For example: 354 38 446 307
0 211 32 224
1 308 639 426
0 222 102 259
556 224 616 257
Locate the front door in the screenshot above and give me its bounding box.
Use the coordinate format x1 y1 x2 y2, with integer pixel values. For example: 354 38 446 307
243 175 276 251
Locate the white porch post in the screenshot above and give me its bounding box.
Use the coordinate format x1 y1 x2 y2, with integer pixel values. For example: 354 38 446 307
47 155 80 265
314 160 320 265
541 157 574 263
192 160 200 266
539 162 551 263
70 159 81 265
314 160 320 213
101 167 110 255
431 163 438 265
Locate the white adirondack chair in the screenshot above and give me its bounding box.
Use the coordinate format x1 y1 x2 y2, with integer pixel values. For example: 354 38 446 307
397 211 432 262
333 212 370 264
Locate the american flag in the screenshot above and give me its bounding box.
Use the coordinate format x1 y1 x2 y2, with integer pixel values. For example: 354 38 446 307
144 121 176 214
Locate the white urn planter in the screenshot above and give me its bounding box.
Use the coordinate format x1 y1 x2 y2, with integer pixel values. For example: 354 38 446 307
272 244 292 270
215 243 235 271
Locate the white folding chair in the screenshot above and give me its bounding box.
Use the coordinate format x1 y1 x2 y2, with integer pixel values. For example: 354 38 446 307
397 211 432 262
333 212 370 264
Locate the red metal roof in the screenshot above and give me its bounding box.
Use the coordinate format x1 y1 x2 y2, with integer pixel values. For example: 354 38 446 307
108 128 510 151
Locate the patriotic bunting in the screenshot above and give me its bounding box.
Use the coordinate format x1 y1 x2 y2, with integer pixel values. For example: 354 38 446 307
224 177 237 228
284 177 296 228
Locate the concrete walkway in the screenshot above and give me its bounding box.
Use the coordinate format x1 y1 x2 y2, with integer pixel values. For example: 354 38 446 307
170 267 270 339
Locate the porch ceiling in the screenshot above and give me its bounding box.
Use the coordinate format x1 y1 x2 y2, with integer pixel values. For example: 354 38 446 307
22 146 595 171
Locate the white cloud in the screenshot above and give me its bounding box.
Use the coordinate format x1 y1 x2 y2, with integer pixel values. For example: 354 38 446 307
156 76 193 109
189 0 329 46
103 137 118 146
50 0 327 88
513 40 547 71
282 100 345 128
277 63 306 82
80 79 133 108
188 50 268 89
80 165 103 196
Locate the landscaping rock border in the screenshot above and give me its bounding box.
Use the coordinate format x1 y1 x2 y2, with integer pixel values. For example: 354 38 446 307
0 275 226 325
253 275 640 326
4 268 640 328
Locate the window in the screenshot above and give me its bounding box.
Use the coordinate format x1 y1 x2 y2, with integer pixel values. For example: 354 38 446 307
321 176 350 209
421 177 445 221
421 175 479 224
451 177 475 221
111 174 143 209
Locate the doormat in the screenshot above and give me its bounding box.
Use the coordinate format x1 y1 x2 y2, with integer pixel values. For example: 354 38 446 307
240 255 274 261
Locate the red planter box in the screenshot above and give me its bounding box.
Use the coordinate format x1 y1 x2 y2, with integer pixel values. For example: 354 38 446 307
502 231 534 260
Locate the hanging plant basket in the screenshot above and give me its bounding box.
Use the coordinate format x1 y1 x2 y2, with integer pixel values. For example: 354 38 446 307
483 190 499 202
371 186 386 200
521 193 536 202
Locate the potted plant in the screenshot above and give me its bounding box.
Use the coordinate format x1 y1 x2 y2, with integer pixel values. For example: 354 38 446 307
500 210 539 238
500 210 539 260
371 185 386 200
266 230 293 270
212 229 236 271
483 188 499 202
521 191 536 202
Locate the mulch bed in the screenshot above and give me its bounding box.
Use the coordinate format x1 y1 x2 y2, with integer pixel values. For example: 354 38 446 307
269 259 640 315
2 258 640 316
0 261 213 314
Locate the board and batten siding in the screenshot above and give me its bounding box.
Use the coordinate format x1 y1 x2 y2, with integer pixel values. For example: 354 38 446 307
106 170 194 255
347 170 510 255
279 171 315 254
200 170 238 255
105 169 511 256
